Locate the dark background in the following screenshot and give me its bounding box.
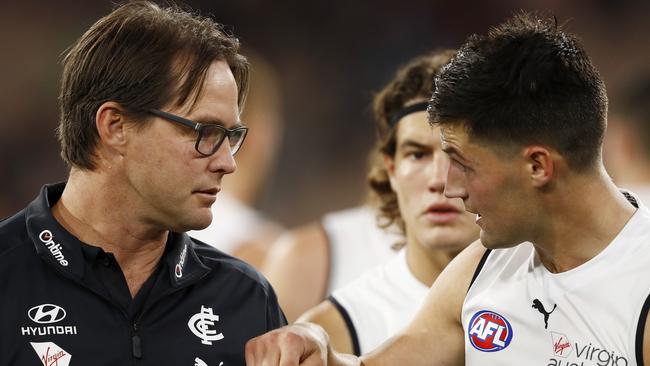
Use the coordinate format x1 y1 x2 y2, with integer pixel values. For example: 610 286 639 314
1 0 649 225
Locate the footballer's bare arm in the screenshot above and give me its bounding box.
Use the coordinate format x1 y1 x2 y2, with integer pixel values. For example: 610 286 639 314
245 241 487 366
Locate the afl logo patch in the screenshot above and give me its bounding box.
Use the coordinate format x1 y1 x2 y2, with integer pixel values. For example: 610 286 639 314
467 310 513 352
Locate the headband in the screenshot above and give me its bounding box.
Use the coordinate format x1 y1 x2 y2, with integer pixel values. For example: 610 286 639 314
388 102 429 127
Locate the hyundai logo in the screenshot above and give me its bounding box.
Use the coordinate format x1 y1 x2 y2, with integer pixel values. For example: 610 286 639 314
28 304 67 324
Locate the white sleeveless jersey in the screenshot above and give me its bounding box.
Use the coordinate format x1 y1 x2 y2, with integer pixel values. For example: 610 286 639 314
463 194 650 366
329 249 429 355
322 206 403 293
189 192 268 254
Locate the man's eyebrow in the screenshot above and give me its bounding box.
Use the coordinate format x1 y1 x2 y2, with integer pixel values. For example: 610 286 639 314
441 144 466 161
440 143 456 154
399 139 431 149
194 117 244 129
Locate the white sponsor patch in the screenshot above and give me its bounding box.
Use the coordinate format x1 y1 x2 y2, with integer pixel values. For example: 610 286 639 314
30 342 71 366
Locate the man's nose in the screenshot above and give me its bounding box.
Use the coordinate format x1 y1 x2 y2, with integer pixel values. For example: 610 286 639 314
208 141 237 174
443 163 468 200
428 153 449 193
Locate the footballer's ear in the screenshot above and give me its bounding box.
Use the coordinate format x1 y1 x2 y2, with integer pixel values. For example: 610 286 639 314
523 145 554 188
383 153 397 187
383 153 396 174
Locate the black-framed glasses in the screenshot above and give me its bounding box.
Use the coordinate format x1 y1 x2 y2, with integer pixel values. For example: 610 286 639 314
148 109 248 156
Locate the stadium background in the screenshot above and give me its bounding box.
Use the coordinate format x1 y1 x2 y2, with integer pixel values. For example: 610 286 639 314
1 0 648 225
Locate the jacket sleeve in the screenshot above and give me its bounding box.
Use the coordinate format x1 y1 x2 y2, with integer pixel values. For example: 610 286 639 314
265 284 288 330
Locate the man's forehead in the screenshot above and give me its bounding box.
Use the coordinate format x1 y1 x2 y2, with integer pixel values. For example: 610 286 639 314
439 124 467 145
439 124 477 163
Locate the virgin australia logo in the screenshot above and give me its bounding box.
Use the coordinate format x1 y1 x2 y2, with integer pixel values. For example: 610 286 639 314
551 332 572 357
188 306 224 345
30 342 71 366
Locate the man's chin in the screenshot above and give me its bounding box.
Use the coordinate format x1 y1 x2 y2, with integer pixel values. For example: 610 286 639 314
479 231 517 250
172 211 213 233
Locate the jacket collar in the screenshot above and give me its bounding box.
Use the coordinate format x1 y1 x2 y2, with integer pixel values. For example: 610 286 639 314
25 182 210 286
165 232 211 287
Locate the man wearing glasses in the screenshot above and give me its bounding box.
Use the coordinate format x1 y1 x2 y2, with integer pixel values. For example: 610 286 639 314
0 2 285 365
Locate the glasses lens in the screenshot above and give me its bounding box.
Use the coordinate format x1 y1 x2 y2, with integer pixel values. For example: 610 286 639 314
229 128 247 156
197 126 226 156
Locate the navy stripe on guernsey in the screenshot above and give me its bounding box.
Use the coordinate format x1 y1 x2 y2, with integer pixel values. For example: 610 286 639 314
623 190 644 365
320 223 333 300
625 188 645 366
467 249 492 293
328 295 362 356
623 190 640 209
636 293 650 366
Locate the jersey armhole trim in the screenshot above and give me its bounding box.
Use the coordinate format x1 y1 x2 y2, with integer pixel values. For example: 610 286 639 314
635 291 650 366
320 222 333 298
328 295 361 357
467 249 492 294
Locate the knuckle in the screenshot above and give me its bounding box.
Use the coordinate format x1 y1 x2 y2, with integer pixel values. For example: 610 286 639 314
282 331 304 348
244 338 256 353
267 331 280 343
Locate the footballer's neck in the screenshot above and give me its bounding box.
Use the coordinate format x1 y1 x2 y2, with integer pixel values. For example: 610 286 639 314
533 168 636 273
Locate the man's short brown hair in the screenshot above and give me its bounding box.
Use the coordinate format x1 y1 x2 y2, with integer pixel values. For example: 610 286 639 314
58 1 249 170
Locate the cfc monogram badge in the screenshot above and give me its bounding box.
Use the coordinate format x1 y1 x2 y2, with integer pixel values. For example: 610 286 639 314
188 306 224 345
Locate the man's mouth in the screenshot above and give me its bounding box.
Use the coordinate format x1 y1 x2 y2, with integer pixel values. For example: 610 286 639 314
195 188 220 196
424 203 462 223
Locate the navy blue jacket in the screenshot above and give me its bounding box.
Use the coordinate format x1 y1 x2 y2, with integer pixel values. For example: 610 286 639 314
0 183 286 365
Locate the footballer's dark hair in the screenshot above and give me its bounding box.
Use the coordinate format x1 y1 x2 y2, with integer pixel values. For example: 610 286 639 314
429 12 607 171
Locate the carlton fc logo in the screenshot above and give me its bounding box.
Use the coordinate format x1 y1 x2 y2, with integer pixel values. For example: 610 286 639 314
468 310 513 352
188 306 224 345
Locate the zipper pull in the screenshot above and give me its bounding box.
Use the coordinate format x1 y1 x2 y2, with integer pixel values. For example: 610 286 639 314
132 324 142 359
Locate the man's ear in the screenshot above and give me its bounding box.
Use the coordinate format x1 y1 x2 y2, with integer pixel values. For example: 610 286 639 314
95 101 129 155
523 146 554 188
383 154 397 188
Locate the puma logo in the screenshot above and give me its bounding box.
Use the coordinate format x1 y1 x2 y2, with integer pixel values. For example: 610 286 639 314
194 358 223 366
532 299 557 329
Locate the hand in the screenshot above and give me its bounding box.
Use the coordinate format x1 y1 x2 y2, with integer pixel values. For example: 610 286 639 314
245 323 329 366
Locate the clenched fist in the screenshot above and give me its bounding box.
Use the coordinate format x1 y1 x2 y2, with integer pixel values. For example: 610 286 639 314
245 323 331 366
